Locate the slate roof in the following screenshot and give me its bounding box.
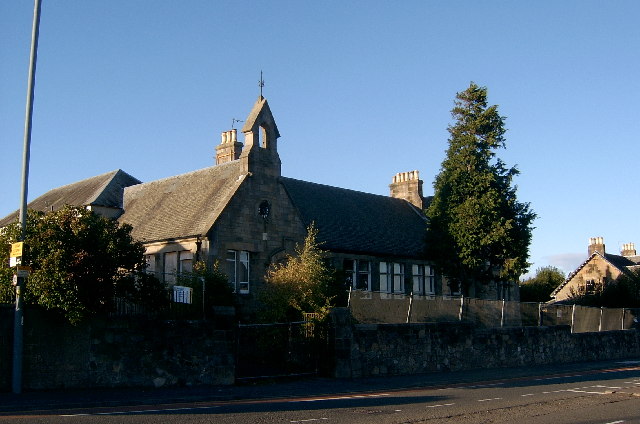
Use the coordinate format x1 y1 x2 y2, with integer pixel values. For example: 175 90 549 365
552 251 640 297
0 169 140 227
281 177 428 259
119 161 245 242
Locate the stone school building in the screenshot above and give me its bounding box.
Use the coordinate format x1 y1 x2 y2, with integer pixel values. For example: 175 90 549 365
2 96 503 316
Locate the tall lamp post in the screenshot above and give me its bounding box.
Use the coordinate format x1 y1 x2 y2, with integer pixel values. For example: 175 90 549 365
13 0 42 395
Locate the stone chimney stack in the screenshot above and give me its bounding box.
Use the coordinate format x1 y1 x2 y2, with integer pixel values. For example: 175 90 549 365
621 243 637 257
390 170 424 209
215 129 243 165
588 237 606 256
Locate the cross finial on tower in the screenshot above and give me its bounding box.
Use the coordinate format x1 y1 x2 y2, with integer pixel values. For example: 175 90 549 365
258 71 265 98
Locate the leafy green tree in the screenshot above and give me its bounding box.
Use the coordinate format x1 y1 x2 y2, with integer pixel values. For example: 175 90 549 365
425 83 536 295
0 206 165 324
519 266 565 302
259 224 341 322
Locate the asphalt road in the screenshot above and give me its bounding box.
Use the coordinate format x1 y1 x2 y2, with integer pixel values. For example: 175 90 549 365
2 359 640 423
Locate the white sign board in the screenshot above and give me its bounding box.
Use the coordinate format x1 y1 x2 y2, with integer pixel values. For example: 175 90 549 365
173 285 193 304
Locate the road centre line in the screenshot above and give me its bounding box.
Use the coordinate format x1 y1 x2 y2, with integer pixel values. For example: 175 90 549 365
60 405 221 417
293 393 390 403
478 398 502 402
426 403 455 408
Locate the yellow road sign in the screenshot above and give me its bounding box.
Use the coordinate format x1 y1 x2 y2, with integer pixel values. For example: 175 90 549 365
10 242 24 258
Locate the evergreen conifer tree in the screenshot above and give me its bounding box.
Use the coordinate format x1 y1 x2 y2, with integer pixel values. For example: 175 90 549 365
425 83 536 296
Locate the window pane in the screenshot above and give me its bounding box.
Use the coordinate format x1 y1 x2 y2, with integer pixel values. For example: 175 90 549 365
164 252 178 285
357 273 369 290
359 261 370 272
240 251 249 263
379 261 387 273
226 250 236 291
394 274 402 292
343 259 354 272
145 255 156 274
413 276 422 294
239 251 250 294
180 259 192 274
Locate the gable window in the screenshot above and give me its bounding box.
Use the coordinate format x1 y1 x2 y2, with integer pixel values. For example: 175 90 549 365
344 259 371 290
380 262 404 293
412 264 435 295
585 279 596 294
227 250 250 294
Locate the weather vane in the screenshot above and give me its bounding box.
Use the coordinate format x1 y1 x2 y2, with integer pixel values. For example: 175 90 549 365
258 71 265 98
231 118 243 129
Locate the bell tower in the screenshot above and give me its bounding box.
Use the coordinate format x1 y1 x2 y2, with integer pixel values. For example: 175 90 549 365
239 96 281 178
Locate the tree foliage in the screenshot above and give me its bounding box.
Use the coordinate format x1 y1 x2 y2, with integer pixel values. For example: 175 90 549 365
0 206 166 324
259 224 340 322
568 270 640 308
425 83 536 294
174 260 234 319
519 266 565 302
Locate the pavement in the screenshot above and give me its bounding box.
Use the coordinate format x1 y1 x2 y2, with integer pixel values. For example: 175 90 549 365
2 358 640 413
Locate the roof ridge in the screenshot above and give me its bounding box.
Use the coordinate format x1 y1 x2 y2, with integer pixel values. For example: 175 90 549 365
281 176 399 201
126 162 239 193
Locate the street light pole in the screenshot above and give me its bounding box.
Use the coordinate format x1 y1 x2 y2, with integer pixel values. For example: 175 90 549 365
13 0 42 395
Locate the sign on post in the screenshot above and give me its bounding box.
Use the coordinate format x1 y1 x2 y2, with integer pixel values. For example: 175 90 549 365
10 242 24 259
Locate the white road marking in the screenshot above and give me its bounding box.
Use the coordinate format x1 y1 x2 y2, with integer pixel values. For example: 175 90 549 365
60 405 221 417
478 397 502 402
290 418 328 423
521 393 535 397
426 403 455 408
566 389 607 395
293 393 390 403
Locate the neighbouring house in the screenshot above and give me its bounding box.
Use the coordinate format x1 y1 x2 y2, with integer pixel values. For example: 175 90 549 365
552 237 640 302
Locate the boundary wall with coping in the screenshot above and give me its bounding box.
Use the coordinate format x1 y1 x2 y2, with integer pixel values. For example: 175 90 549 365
331 308 640 378
0 306 234 391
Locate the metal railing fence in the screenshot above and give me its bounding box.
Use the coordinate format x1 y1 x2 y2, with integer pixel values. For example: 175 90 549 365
348 290 640 333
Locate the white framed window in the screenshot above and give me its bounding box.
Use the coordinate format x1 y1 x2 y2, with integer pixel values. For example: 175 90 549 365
163 251 193 285
412 264 435 295
380 262 404 293
227 250 250 294
164 251 178 285
393 263 404 293
344 259 355 287
357 260 371 290
345 259 371 290
426 265 435 294
379 262 390 292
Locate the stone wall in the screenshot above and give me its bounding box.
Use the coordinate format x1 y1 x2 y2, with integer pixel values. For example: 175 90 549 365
0 306 234 391
331 308 640 378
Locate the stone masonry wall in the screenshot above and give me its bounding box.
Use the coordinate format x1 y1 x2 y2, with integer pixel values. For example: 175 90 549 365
0 306 234 391
331 308 640 378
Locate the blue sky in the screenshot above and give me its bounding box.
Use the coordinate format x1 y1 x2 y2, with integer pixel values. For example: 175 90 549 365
2 1 639 278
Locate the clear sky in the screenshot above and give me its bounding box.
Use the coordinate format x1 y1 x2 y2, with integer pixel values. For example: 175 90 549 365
2 1 639 278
